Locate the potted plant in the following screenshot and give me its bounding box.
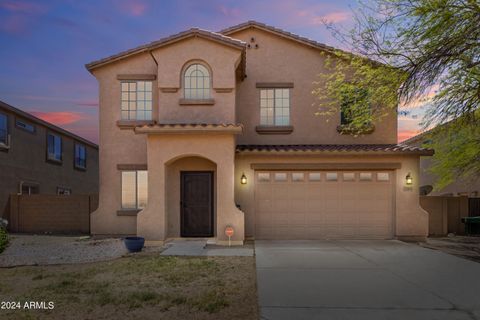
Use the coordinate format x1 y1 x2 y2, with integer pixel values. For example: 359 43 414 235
123 236 145 253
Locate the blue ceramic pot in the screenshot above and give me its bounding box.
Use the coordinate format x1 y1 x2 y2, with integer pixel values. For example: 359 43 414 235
124 236 145 252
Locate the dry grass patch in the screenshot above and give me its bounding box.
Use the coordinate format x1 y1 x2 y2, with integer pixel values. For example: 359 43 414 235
0 255 258 320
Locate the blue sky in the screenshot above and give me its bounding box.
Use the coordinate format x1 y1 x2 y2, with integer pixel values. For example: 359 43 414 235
0 0 422 143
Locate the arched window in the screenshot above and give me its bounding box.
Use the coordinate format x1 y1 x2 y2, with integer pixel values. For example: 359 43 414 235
184 63 210 99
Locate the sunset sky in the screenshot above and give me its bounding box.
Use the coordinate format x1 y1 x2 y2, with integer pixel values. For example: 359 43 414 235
0 0 425 144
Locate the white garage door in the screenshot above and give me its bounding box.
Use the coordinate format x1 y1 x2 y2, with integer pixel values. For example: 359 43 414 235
255 171 394 239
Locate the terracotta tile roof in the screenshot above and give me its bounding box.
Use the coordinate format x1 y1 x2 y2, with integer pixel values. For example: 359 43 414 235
220 21 339 54
236 144 434 155
134 123 243 134
86 28 246 72
220 21 387 67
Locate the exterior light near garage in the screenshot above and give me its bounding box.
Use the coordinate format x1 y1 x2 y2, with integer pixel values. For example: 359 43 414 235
240 173 247 185
406 173 413 185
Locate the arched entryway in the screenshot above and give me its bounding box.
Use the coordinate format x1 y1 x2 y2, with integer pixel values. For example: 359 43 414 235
165 156 217 238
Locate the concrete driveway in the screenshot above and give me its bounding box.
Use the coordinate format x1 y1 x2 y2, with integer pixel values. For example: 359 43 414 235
255 240 480 320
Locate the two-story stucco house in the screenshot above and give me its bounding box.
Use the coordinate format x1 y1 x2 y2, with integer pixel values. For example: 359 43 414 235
86 21 433 245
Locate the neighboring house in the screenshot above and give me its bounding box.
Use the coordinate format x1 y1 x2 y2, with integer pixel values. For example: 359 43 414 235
402 128 480 197
0 100 99 221
86 21 432 244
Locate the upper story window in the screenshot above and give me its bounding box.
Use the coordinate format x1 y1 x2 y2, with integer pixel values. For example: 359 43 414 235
16 119 35 133
121 81 152 120
340 87 371 125
184 64 211 100
47 132 62 162
0 112 7 146
74 143 86 170
260 88 290 126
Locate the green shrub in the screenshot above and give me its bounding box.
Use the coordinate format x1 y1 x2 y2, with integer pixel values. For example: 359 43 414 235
0 227 8 254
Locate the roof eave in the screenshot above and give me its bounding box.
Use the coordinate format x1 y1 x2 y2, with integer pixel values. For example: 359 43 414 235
86 29 246 73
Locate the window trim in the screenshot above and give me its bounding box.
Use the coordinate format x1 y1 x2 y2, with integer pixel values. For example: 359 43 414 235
182 62 212 100
74 142 87 171
121 170 148 210
0 111 9 150
46 132 62 164
259 88 291 127
120 80 153 121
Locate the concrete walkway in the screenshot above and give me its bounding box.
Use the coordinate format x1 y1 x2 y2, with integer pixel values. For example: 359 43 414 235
255 240 480 320
161 239 253 256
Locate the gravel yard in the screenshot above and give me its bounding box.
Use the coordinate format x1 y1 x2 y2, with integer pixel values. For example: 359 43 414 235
420 236 480 263
0 235 130 267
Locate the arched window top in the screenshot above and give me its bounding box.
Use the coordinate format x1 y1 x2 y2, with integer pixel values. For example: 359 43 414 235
184 63 211 100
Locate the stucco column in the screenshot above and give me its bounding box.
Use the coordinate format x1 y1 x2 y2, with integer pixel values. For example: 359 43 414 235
136 136 167 243
395 156 429 241
215 144 245 244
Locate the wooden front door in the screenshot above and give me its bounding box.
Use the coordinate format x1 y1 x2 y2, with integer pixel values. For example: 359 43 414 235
181 171 214 237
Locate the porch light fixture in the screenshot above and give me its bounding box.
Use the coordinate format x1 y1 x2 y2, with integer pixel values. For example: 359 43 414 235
240 173 247 185
406 173 413 185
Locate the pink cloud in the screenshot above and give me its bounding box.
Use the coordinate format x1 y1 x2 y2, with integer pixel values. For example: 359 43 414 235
0 15 28 34
398 129 421 142
29 111 86 125
0 0 47 14
119 0 147 16
75 101 99 107
9 94 98 107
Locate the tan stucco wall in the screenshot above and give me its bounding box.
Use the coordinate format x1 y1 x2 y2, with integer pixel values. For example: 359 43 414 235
151 37 242 124
234 153 427 239
89 25 424 242
90 53 157 235
166 156 216 238
137 134 244 243
230 27 398 144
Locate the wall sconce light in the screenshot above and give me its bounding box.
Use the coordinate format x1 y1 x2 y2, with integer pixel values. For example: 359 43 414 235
406 173 413 185
240 173 247 185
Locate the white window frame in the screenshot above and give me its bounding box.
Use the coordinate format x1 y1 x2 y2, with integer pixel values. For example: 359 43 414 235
74 143 87 170
121 81 153 120
0 112 9 148
183 63 211 100
260 88 290 126
47 132 62 162
121 170 148 209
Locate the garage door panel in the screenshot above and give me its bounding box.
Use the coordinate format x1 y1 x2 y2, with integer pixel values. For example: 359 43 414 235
255 171 394 240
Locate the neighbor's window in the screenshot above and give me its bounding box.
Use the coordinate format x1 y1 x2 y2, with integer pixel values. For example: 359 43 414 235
0 112 7 145
260 88 290 126
340 87 371 125
184 63 211 99
15 119 35 133
74 143 86 169
121 81 153 120
57 187 71 195
47 133 62 162
21 184 39 195
121 171 148 209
